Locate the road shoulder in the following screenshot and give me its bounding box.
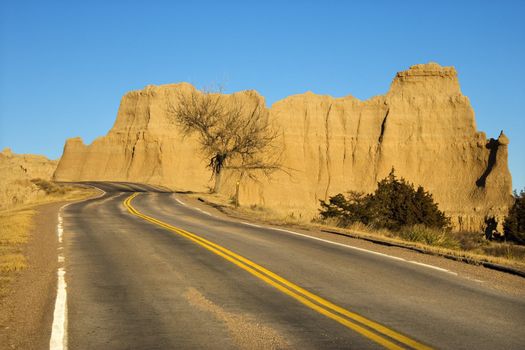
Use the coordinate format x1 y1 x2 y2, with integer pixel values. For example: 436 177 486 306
0 201 64 350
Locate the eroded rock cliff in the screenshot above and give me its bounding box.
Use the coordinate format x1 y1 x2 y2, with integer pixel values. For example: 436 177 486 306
54 63 513 231
0 148 58 210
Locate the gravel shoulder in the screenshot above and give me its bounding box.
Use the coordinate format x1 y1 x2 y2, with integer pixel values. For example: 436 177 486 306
0 201 64 350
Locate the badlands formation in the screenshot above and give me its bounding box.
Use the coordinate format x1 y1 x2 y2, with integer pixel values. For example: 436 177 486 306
0 148 58 210
54 63 513 231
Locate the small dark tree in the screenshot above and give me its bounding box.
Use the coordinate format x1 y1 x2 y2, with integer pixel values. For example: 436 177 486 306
370 169 449 230
503 189 525 244
319 169 450 230
319 191 371 227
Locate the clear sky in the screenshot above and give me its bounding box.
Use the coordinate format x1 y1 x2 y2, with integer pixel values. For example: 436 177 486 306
1 0 524 190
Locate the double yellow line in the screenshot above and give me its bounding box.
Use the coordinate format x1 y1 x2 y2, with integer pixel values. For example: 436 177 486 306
124 193 432 350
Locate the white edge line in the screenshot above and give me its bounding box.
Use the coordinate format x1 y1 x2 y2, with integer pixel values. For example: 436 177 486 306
241 221 262 228
408 261 458 275
50 268 67 350
50 186 106 350
174 196 214 217
175 198 187 206
174 196 456 275
270 227 408 262
241 223 459 274
195 208 213 216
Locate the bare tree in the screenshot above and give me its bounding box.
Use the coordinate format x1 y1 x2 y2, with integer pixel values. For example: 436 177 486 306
167 87 282 194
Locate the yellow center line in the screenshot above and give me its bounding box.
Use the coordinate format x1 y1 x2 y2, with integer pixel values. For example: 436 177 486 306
123 193 432 350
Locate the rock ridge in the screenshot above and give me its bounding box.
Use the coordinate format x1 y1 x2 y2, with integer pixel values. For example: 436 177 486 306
0 148 58 209
53 63 513 231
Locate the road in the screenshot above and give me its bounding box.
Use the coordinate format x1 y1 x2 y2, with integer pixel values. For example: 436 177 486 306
59 182 525 349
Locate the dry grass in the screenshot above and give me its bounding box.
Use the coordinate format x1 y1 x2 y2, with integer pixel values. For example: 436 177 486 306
0 208 34 274
0 208 34 246
0 253 28 273
394 225 460 249
0 208 34 295
193 192 311 226
325 222 525 267
190 193 525 270
24 180 98 207
0 182 97 295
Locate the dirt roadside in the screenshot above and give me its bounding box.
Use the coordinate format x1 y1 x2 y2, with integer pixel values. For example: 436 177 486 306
0 201 65 350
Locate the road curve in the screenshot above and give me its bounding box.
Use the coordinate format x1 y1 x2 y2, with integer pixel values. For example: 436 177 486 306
60 182 525 349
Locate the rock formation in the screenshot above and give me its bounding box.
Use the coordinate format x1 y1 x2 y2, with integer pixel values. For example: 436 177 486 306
0 148 58 210
53 63 513 231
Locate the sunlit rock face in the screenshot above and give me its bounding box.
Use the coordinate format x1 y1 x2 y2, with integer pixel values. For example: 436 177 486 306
54 63 513 231
0 148 58 209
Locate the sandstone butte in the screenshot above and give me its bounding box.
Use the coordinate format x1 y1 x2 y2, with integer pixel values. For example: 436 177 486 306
53 63 513 232
0 147 58 210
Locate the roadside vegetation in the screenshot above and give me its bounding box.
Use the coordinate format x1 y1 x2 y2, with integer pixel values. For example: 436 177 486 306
319 169 450 231
317 170 525 265
318 169 454 247
0 180 96 296
199 173 523 269
0 208 34 291
185 171 525 269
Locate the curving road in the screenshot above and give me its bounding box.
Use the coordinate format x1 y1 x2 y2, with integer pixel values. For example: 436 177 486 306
59 182 525 349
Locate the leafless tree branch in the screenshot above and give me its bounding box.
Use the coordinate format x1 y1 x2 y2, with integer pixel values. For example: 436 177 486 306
166 87 284 193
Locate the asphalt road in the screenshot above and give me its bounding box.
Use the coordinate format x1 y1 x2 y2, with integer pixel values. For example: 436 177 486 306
60 182 525 349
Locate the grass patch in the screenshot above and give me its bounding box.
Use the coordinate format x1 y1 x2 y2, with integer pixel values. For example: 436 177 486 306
395 225 460 249
322 221 525 267
0 253 27 273
0 208 34 245
191 192 310 227
28 180 97 205
0 183 98 295
0 208 34 295
481 243 525 261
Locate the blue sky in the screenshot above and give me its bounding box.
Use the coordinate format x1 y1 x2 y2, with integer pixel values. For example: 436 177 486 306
1 0 524 190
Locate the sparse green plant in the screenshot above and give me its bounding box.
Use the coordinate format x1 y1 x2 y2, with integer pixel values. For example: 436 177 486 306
396 225 459 249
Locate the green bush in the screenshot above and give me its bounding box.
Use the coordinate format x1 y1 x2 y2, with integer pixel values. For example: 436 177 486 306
318 191 372 227
319 169 450 231
503 189 525 244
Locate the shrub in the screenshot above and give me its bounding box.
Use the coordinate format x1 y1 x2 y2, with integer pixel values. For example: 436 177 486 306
318 191 371 227
319 168 450 231
369 170 450 230
30 178 65 195
503 189 525 244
